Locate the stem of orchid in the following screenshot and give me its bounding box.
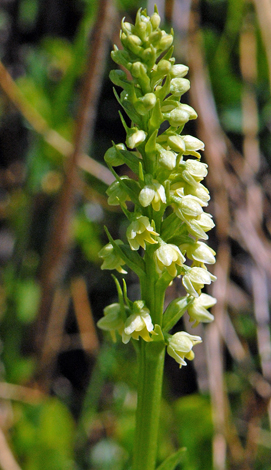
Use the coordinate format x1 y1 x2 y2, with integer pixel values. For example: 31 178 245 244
133 340 165 470
132 249 166 470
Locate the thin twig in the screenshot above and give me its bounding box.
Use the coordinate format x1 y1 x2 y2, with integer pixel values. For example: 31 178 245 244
0 61 113 186
38 287 70 388
0 382 44 404
252 0 271 89
71 277 99 355
0 428 22 470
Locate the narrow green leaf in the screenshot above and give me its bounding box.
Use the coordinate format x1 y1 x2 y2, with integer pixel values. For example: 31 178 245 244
111 275 125 309
156 448 186 470
151 324 164 342
113 88 141 125
149 99 163 132
163 296 193 333
155 75 171 101
114 145 140 174
104 227 145 278
161 45 174 62
109 69 131 92
109 166 140 205
145 129 158 155
122 278 133 310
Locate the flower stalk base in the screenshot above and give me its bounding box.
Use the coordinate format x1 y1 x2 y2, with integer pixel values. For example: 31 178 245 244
133 340 165 470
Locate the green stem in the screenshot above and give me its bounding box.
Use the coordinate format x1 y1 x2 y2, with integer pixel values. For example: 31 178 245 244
133 340 165 470
132 247 166 470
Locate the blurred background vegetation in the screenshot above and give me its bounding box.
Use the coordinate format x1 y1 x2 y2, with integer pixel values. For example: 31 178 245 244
0 0 270 469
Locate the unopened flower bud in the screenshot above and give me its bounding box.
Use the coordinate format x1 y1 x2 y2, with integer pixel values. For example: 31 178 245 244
121 21 133 34
170 64 189 78
104 144 125 166
187 183 210 205
170 78 190 96
150 12 161 29
184 159 208 180
121 33 143 55
135 93 156 115
126 129 147 149
165 104 197 127
186 213 215 240
177 195 203 219
131 61 147 78
157 59 172 74
142 46 156 65
149 30 163 46
127 34 142 46
157 32 174 50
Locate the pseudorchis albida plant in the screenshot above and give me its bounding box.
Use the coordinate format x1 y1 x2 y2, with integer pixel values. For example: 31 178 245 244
97 6 216 470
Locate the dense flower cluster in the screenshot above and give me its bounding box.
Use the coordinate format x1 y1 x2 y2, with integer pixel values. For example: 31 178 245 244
98 8 216 368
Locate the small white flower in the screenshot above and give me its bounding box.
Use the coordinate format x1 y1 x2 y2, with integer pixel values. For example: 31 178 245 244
182 266 216 297
127 215 159 251
180 241 216 265
182 137 205 158
167 331 202 367
187 183 210 205
186 212 215 240
187 293 216 327
184 158 208 180
139 181 166 211
175 195 204 221
99 241 127 273
126 129 147 149
171 181 209 206
154 243 185 277
122 301 154 344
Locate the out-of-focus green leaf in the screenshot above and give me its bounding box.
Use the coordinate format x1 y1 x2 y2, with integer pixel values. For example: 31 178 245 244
13 398 75 470
156 448 186 470
18 0 38 30
73 211 102 262
16 76 52 122
15 279 40 323
174 394 213 470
